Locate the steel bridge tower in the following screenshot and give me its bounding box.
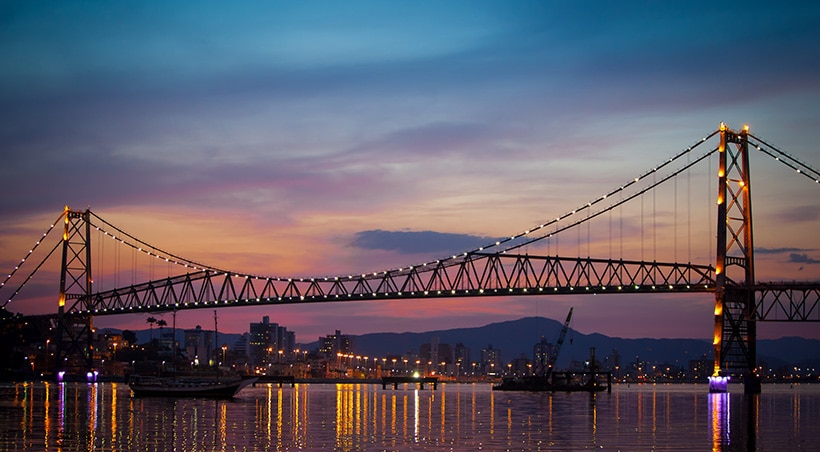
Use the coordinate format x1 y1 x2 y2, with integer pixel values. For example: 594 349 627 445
54 207 96 379
711 123 760 393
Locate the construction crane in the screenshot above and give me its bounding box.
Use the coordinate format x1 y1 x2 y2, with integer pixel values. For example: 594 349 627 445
546 307 573 381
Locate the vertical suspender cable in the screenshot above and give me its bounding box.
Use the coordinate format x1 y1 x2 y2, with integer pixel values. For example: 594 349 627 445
587 208 590 257
708 152 713 266
653 172 657 263
641 192 645 262
684 160 693 285
620 191 623 260
674 175 678 264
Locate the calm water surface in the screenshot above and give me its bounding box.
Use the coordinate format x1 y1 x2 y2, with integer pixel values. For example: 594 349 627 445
0 381 818 451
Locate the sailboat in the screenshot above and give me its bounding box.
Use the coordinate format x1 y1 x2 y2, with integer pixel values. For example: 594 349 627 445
129 310 257 398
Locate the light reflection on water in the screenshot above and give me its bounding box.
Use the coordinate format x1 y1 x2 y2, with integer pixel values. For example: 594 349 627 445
0 382 818 451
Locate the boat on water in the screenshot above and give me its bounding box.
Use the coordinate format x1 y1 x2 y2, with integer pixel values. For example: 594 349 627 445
492 372 610 393
492 307 612 393
128 375 258 398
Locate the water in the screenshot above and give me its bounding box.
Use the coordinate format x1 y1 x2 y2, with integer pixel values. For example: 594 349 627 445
0 382 818 451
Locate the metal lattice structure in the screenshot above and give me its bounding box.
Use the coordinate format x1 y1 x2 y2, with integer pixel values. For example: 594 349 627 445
55 208 94 376
76 256 715 315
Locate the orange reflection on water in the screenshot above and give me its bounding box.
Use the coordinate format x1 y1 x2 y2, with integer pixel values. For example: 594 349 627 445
110 383 117 452
87 383 98 451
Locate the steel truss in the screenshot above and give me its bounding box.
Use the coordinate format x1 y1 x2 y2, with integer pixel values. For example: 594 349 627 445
754 283 820 321
73 255 715 315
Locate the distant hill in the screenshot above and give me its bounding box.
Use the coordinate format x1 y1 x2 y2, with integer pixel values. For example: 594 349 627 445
298 317 820 369
102 317 820 369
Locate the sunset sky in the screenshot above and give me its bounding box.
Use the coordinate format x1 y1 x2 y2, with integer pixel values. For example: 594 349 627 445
2 1 820 343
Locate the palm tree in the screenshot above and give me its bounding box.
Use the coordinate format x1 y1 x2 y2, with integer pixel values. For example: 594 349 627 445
157 319 168 350
146 317 157 341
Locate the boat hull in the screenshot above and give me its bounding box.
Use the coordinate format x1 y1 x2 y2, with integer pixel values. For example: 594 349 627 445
129 377 257 398
492 375 608 393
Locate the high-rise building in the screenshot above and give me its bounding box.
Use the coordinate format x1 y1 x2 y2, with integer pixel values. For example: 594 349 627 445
319 330 351 357
184 325 213 365
420 337 453 366
533 337 556 376
454 343 471 375
248 316 295 367
481 344 501 375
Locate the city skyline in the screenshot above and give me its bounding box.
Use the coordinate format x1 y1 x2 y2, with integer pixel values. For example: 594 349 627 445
2 2 820 341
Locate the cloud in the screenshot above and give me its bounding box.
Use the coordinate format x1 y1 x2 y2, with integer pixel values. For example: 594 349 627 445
756 247 810 254
789 253 820 264
352 230 495 255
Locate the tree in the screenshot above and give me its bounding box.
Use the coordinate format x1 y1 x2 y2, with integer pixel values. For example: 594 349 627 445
156 319 168 350
146 317 157 340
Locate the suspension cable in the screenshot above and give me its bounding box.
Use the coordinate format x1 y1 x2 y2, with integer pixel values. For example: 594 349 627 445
89 212 227 274
0 211 65 295
749 135 820 184
2 239 62 307
502 147 719 255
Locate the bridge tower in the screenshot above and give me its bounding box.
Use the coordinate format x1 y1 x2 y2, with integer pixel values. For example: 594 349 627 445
54 206 96 380
711 124 760 393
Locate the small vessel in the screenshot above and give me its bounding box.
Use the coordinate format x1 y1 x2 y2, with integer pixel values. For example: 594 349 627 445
493 308 611 393
128 375 257 398
492 371 610 392
129 310 256 398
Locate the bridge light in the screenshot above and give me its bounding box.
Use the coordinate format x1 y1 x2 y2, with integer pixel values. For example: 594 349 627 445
743 124 749 132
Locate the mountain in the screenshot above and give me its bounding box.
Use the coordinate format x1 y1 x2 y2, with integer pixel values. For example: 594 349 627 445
104 316 820 369
299 317 820 369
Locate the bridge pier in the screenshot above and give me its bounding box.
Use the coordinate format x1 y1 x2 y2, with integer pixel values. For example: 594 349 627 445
712 124 759 393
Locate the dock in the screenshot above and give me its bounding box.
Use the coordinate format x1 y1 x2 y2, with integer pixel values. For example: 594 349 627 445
381 376 438 390
253 375 296 387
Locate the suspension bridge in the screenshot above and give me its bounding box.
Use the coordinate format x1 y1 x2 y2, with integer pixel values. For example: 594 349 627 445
1 123 818 392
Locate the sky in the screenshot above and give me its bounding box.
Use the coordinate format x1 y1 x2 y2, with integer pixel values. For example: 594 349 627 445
2 1 820 343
